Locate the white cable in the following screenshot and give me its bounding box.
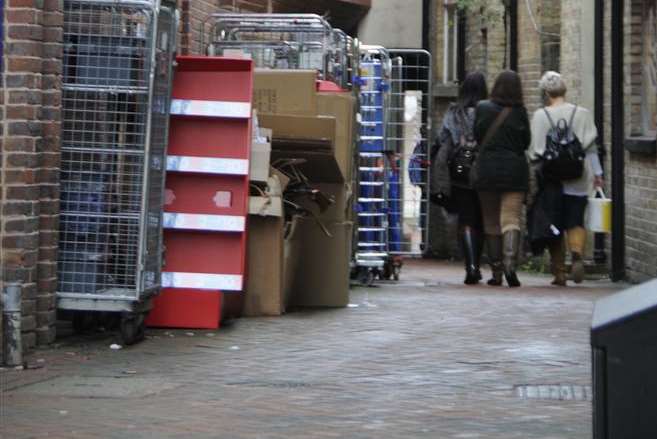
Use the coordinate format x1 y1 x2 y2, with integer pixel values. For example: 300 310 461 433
524 0 561 38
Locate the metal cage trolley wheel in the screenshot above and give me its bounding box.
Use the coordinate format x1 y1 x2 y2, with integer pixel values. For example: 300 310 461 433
58 0 178 345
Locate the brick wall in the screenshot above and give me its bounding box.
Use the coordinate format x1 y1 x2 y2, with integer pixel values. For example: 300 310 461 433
516 0 542 113
460 1 557 110
463 3 507 88
624 0 657 282
2 0 62 355
560 0 582 104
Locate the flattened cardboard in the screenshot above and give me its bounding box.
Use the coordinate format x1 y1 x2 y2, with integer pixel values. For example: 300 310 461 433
253 69 318 116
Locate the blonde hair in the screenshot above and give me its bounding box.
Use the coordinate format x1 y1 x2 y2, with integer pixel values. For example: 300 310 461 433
539 71 567 98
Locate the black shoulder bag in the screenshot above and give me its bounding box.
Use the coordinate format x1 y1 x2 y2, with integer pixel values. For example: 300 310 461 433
448 107 478 187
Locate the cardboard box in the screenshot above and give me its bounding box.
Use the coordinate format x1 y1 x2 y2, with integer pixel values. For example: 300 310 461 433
250 141 271 183
249 195 283 217
283 216 302 307
259 114 344 183
288 219 353 308
317 92 356 182
259 114 336 144
244 214 286 317
253 69 318 116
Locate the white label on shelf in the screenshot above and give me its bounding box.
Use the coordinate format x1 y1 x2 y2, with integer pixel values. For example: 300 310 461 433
162 272 243 291
166 156 249 175
162 213 245 232
170 99 251 118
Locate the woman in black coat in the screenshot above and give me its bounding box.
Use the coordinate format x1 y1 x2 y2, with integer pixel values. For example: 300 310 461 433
473 71 531 287
432 72 488 284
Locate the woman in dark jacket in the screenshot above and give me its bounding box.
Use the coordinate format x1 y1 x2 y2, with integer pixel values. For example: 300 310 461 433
473 71 531 287
432 72 488 284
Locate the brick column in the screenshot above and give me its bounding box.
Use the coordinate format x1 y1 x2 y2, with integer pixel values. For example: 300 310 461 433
516 0 543 114
37 0 63 345
1 0 62 352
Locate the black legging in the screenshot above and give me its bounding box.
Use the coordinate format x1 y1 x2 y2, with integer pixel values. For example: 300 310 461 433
452 186 483 230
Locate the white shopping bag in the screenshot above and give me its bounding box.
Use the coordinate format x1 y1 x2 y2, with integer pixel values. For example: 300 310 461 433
586 188 612 233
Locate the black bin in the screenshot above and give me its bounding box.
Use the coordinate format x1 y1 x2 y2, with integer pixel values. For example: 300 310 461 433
591 279 657 438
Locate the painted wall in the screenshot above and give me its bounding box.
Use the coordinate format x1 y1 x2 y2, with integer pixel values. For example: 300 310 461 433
357 0 423 48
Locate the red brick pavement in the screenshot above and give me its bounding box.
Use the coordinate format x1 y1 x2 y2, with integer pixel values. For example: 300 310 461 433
0 261 623 438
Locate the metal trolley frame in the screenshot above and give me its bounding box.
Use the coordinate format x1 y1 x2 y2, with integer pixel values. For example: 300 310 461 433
205 14 332 76
381 49 433 281
57 0 177 344
352 45 392 285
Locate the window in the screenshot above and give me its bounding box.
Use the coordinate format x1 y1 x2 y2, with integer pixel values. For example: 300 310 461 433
442 1 459 84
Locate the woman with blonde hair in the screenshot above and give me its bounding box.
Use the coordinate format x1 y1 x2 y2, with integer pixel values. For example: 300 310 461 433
528 71 603 286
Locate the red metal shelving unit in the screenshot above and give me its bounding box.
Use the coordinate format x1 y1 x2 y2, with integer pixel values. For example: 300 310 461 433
147 56 253 329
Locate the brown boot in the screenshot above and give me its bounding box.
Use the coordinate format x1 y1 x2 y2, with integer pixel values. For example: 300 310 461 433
548 238 567 286
485 234 504 286
568 227 586 284
502 230 521 288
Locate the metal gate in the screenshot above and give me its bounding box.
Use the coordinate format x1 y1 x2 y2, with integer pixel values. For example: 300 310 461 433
58 0 177 343
385 49 432 258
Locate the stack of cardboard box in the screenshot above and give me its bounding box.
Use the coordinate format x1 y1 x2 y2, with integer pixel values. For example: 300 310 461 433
244 69 356 315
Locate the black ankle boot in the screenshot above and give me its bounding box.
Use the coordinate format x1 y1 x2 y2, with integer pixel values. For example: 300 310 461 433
503 230 522 288
462 227 481 285
485 235 503 286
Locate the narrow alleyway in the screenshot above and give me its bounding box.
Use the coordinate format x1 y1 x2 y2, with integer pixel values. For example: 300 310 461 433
1 261 622 439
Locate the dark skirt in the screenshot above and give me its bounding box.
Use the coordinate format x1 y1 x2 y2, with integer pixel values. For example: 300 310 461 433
562 194 588 229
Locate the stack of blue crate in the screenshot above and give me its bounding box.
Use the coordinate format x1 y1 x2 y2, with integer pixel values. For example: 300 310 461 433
355 59 389 272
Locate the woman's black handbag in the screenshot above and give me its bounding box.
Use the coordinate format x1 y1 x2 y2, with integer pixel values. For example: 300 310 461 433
448 108 477 186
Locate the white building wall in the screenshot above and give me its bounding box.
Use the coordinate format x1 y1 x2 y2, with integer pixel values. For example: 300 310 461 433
357 0 423 48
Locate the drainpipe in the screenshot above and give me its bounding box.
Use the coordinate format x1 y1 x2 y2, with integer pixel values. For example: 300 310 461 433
610 0 625 281
509 0 518 72
2 283 23 367
422 0 431 52
593 0 607 264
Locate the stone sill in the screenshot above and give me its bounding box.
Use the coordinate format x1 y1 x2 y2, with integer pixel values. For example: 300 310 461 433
625 136 657 155
433 84 459 99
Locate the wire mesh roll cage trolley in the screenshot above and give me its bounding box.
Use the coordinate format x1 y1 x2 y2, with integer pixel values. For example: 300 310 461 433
58 0 177 344
381 49 432 281
352 45 393 286
203 13 345 83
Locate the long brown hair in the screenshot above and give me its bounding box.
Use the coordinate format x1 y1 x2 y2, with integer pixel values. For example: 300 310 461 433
490 70 524 107
459 71 488 108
